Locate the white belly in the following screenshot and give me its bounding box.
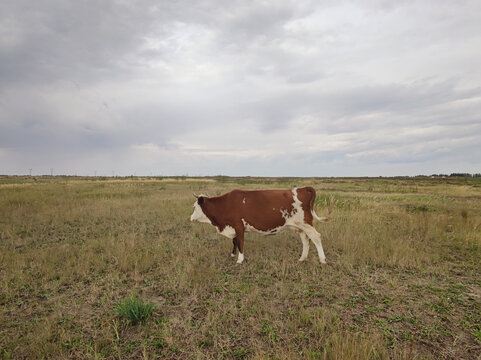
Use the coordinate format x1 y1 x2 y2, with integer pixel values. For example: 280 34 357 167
242 219 284 236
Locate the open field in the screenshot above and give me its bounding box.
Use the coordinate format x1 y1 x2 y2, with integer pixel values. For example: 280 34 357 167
0 176 480 359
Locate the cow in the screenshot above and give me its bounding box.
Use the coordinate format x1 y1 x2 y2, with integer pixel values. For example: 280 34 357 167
190 186 330 264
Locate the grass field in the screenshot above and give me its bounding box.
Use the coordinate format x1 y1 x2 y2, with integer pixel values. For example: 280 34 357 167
0 176 480 359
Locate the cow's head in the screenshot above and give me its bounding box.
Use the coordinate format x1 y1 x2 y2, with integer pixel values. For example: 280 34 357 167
190 194 211 224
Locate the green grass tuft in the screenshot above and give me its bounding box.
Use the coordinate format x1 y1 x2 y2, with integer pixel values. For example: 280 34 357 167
114 296 156 325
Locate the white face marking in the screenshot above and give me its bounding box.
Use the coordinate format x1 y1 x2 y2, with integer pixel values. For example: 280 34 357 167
242 197 246 204
219 225 236 239
237 252 244 264
190 201 212 224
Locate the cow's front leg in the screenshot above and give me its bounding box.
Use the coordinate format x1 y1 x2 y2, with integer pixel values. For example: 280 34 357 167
231 237 238 257
235 229 245 264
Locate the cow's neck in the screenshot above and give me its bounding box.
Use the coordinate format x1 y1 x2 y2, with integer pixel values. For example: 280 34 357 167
203 197 224 228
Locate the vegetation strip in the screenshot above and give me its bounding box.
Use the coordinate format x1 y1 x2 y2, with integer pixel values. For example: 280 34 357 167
0 176 480 359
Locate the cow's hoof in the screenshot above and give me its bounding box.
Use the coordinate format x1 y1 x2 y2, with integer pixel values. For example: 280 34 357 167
231 253 236 258
320 260 327 265
298 257 307 262
236 253 244 264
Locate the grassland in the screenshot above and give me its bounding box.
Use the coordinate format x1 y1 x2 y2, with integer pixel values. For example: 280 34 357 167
0 176 480 359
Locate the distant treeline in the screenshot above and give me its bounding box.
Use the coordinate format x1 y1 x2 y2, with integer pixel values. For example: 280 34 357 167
430 173 481 178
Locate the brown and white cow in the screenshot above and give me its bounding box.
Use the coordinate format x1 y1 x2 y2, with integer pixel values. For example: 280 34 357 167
190 187 329 264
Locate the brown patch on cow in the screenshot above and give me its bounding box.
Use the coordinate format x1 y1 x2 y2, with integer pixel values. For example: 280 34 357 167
240 189 294 231
200 189 296 233
296 186 316 226
199 196 226 231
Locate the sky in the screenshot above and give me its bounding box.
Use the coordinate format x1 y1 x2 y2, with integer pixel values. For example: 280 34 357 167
1 0 481 177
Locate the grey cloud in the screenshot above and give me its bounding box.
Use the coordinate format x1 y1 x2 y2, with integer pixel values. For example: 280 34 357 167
286 71 324 84
0 0 164 88
1 0 480 176
249 80 481 132
215 2 305 46
320 81 481 118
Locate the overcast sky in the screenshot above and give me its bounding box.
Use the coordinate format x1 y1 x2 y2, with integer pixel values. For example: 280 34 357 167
1 0 480 177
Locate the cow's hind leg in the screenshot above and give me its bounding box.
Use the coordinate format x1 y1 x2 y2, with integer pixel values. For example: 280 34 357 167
231 237 238 257
302 225 327 264
298 232 310 262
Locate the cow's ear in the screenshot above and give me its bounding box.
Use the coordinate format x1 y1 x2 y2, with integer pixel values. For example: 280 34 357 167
198 196 204 205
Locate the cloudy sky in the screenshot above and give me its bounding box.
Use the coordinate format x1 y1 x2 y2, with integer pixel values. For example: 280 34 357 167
1 0 480 176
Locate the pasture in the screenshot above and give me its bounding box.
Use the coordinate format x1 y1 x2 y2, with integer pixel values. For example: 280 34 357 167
0 176 480 359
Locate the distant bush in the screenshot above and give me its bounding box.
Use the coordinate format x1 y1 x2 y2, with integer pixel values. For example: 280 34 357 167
114 296 156 325
449 173 478 177
430 173 481 178
405 204 433 213
213 175 230 183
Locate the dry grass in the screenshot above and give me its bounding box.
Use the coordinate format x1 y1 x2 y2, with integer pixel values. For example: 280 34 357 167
0 176 480 359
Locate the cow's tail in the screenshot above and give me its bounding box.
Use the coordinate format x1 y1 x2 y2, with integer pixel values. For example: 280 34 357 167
307 186 331 222
312 209 330 222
